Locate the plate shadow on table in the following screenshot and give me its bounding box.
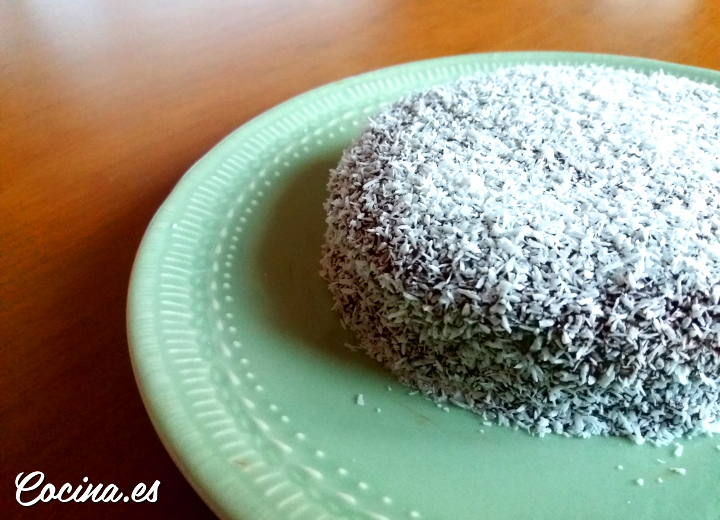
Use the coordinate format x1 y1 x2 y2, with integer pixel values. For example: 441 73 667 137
251 150 388 376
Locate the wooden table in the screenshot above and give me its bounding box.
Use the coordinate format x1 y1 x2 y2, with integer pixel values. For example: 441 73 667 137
2 1 718 518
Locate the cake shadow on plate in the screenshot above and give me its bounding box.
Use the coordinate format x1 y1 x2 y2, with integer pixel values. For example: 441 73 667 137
251 149 388 376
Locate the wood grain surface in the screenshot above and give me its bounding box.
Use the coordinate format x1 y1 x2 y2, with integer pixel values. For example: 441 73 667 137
1 1 718 518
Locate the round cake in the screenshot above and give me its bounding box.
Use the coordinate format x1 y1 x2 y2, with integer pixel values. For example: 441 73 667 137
320 64 720 445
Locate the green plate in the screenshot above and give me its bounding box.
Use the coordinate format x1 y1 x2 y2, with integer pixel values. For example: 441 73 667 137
127 52 720 520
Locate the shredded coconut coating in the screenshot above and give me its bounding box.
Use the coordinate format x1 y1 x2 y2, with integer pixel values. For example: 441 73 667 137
320 64 720 444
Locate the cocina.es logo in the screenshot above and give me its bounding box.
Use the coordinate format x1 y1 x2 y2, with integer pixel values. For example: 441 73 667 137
15 472 160 506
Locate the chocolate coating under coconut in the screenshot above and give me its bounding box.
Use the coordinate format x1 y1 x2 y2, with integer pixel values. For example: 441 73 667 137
320 65 720 444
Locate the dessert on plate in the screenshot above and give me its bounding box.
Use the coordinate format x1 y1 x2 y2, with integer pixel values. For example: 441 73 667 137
321 64 720 445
